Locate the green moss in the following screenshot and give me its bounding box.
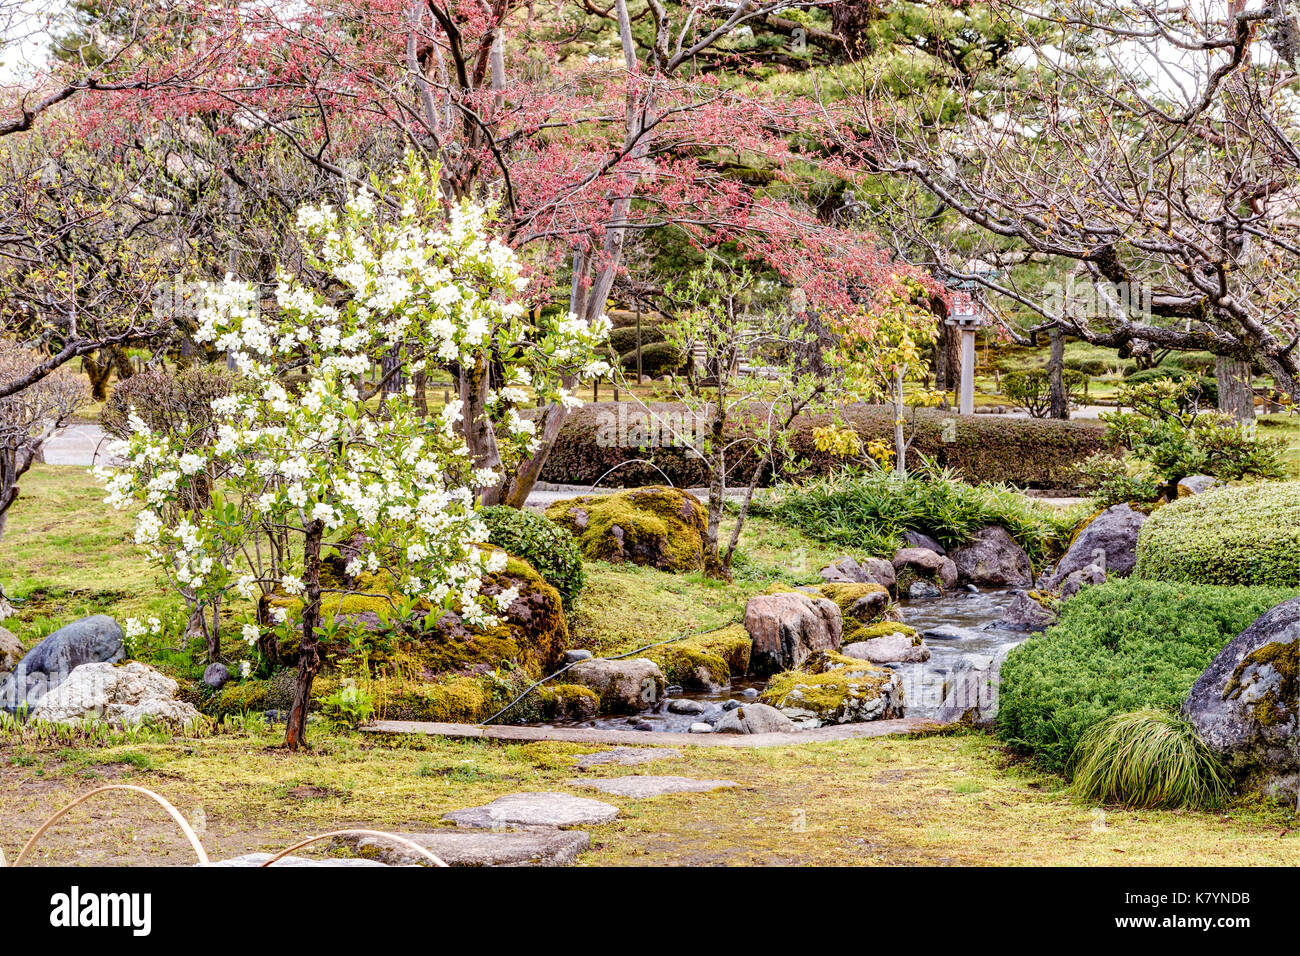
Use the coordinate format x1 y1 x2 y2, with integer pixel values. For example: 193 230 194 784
844 621 919 643
201 669 298 720
761 653 900 719
1225 640 1299 729
536 683 600 720
815 582 888 617
546 486 707 572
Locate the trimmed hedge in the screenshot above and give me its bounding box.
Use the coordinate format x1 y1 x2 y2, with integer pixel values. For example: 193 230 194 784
617 341 685 377
533 402 1108 489
997 579 1297 773
1134 481 1300 588
478 506 586 609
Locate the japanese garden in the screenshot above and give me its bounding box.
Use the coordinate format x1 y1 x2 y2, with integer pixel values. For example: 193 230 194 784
0 0 1297 871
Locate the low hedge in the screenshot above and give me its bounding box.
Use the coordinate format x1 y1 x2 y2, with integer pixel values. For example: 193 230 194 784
997 579 1297 773
1134 481 1300 588
534 402 1107 489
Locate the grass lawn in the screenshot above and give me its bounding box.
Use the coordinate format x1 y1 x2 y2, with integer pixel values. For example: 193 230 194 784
2 464 1296 866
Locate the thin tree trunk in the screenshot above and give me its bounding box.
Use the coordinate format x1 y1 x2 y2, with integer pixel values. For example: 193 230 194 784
1048 328 1069 419
893 369 907 477
703 404 729 580
285 520 325 751
1214 355 1255 422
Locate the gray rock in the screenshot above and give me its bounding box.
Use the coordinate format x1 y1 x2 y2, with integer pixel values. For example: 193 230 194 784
892 548 958 590
688 722 714 734
949 526 1033 588
712 702 798 734
333 829 591 867
903 531 945 555
994 593 1057 632
743 590 842 676
666 698 705 715
908 580 941 599
207 853 389 867
936 642 1023 726
1176 474 1218 497
0 614 124 712
842 633 930 664
570 776 738 798
444 792 620 829
30 661 202 728
1060 562 1106 600
722 699 743 711
922 624 984 641
566 658 666 713
202 662 231 690
763 655 905 726
740 687 760 698
574 747 681 770
818 556 896 592
0 626 23 675
1038 504 1146 589
563 649 593 664
1182 596 1299 799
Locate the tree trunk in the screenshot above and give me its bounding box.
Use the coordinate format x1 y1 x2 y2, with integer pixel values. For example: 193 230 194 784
461 358 505 505
1048 328 1069 420
702 406 730 580
893 369 907 478
1214 355 1255 422
285 520 325 751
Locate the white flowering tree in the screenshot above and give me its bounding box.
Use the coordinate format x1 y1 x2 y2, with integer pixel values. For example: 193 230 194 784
98 157 609 749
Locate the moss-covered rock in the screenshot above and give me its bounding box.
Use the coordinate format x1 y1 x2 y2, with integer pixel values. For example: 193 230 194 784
643 623 752 690
805 582 892 643
761 650 904 726
545 486 708 572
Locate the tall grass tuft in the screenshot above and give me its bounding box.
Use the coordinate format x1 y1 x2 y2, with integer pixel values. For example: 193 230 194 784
750 464 1080 569
1068 709 1231 810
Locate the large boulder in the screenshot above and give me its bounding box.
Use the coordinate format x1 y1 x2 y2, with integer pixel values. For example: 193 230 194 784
903 531 945 555
0 626 23 675
891 547 958 590
565 658 666 714
936 642 1022 726
993 592 1057 633
545 486 707 572
1181 596 1299 800
1176 475 1218 497
743 590 842 676
949 527 1033 588
761 651 905 727
1039 504 1146 589
818 556 896 592
712 702 798 734
0 615 124 713
30 661 201 728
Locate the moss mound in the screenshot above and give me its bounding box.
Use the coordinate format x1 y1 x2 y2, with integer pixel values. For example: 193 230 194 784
643 623 752 689
546 486 707 572
1134 481 1300 588
478 506 585 610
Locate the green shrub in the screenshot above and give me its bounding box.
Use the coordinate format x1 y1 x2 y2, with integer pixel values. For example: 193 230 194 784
1121 366 1218 404
998 579 1296 772
477 506 585 609
618 341 686 377
607 323 666 357
1068 709 1230 809
751 468 1078 570
1003 368 1087 417
533 402 1108 489
1134 481 1300 588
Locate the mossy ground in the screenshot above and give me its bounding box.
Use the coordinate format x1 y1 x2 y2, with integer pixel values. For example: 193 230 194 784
4 465 1297 865
1 722 1294 866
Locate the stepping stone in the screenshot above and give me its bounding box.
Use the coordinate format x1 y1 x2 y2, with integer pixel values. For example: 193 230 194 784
573 747 681 770
444 792 619 829
206 853 388 867
569 776 739 798
333 829 591 867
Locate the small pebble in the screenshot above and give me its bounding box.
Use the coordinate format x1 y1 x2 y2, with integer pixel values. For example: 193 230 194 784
741 687 759 699
563 649 593 663
688 722 714 734
667 699 706 714
722 699 743 711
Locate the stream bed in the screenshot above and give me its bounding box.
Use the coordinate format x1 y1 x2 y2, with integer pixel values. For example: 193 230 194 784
539 587 1030 733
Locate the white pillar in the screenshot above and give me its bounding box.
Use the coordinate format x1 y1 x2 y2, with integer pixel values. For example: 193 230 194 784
959 327 976 415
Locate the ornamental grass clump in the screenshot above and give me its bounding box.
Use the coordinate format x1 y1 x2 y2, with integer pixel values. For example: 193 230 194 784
1069 709 1230 810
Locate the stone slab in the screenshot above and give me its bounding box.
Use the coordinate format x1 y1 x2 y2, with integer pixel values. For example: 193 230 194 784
444 791 619 829
573 747 682 770
569 776 738 798
333 829 590 867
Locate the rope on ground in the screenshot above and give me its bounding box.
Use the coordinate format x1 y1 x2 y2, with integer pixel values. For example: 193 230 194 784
478 618 742 726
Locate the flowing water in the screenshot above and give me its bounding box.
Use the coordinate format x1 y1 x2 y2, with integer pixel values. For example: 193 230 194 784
539 587 1031 732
